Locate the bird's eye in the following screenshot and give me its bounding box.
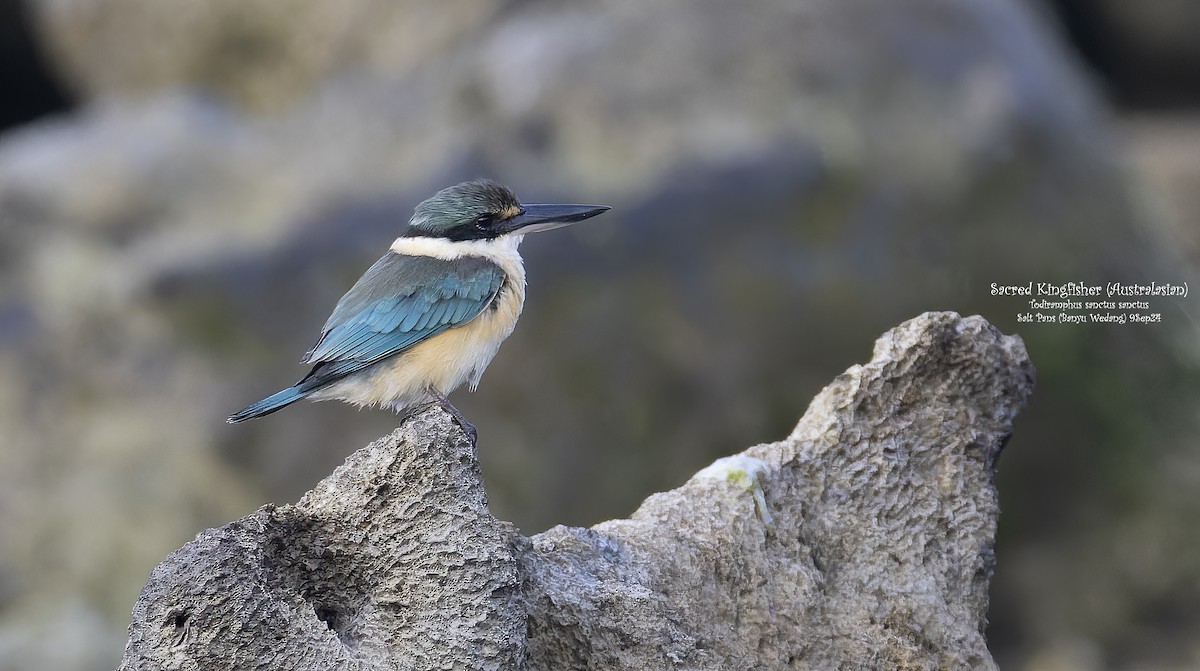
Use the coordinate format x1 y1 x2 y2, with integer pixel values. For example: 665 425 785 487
474 214 494 230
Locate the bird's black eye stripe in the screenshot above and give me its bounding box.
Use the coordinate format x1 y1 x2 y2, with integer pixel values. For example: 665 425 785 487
475 213 495 230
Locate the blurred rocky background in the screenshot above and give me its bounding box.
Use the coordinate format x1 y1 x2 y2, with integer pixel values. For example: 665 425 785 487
0 0 1196 669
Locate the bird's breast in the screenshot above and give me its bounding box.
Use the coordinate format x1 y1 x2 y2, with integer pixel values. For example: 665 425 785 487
316 235 530 409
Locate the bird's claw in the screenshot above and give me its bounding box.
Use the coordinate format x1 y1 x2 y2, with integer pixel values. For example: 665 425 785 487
422 388 478 442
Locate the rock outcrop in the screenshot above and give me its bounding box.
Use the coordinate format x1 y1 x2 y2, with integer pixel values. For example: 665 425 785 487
119 312 1034 670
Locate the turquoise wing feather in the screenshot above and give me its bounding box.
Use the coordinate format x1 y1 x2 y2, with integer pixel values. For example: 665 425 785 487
295 252 505 392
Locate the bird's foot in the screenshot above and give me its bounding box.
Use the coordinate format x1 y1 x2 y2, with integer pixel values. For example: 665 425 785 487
422 388 477 443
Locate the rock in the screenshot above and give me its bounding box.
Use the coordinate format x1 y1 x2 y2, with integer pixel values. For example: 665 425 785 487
119 312 1035 669
31 0 504 111
120 411 524 671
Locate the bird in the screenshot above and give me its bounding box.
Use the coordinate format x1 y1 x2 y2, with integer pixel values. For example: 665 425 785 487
228 179 610 433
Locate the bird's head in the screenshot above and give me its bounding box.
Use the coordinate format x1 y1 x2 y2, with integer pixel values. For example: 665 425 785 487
405 179 610 242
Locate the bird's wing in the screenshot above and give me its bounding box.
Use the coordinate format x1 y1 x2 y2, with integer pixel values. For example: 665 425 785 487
297 252 505 385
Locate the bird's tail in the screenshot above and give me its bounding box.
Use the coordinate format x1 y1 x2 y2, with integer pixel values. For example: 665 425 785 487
227 386 308 423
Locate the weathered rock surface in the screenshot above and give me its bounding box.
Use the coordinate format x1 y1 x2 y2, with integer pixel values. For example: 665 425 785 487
120 312 1034 670
120 411 524 671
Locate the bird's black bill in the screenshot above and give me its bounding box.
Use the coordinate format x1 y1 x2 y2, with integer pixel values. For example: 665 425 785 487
501 203 611 234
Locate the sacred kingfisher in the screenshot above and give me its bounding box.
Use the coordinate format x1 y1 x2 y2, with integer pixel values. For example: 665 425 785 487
228 179 609 428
